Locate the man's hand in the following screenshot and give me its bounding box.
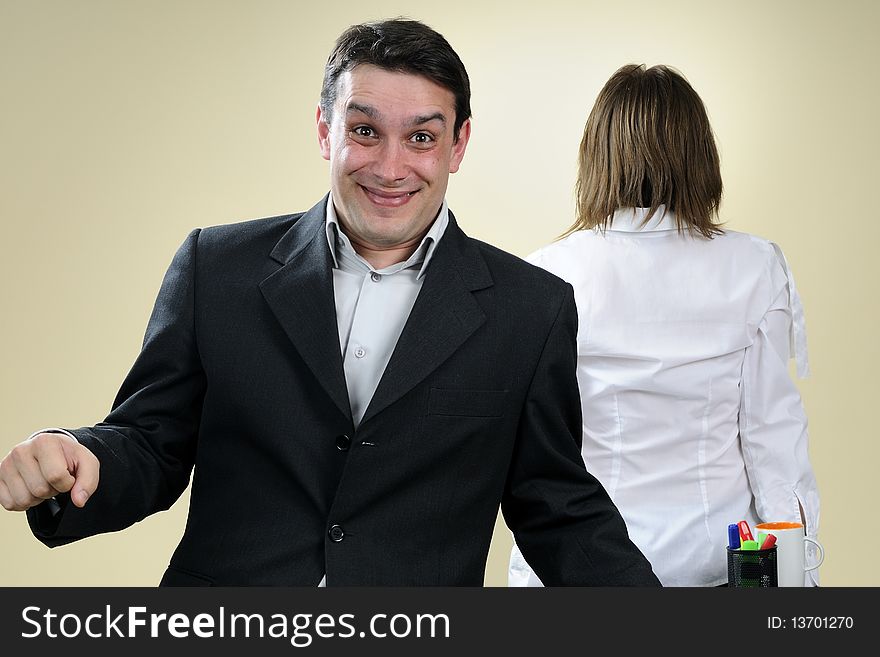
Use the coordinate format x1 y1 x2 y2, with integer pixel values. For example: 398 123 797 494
0 432 99 511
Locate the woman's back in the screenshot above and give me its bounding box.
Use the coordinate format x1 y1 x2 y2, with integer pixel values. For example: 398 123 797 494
523 208 811 586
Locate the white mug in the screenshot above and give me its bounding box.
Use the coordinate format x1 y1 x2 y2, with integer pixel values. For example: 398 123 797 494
754 522 824 587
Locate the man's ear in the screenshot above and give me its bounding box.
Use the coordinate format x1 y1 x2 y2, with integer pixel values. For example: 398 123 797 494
316 104 331 161
449 118 472 174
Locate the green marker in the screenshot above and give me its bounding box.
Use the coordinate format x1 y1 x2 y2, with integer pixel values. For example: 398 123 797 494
740 541 760 586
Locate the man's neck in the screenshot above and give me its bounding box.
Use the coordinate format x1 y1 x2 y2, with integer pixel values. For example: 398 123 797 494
346 234 425 270
327 194 446 271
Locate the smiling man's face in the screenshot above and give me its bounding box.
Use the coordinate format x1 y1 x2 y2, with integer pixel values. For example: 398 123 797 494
317 64 470 261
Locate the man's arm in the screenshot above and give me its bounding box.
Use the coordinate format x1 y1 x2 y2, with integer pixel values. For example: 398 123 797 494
501 283 660 586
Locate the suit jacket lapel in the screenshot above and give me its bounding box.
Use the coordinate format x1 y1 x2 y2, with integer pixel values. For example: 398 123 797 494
259 196 352 422
360 213 493 426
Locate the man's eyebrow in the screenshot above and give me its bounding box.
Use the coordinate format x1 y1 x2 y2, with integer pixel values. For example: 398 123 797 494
346 102 379 119
410 112 447 127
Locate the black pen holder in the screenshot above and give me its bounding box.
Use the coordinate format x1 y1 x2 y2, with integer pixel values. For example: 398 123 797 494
727 546 778 587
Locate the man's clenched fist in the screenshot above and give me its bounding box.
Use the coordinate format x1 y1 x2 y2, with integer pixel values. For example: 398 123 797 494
0 432 99 511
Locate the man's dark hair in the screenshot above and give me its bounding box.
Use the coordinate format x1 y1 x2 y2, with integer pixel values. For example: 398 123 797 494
320 18 471 141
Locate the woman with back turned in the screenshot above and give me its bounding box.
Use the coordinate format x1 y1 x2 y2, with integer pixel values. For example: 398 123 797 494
509 64 819 586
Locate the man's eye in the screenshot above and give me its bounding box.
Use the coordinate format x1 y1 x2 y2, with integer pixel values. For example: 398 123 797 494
352 126 375 138
411 132 434 144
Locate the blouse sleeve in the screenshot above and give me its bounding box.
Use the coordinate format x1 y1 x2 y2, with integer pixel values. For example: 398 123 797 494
508 540 544 587
739 244 820 584
769 242 810 378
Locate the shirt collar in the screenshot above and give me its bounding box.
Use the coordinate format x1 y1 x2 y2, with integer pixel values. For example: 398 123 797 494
608 205 677 232
325 193 448 279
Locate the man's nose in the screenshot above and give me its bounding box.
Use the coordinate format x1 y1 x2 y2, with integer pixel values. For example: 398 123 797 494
371 140 410 184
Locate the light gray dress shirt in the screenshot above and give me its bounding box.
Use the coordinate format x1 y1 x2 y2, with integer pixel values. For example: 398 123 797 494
325 194 449 428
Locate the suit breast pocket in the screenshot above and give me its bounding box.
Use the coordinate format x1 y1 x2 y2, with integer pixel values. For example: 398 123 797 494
427 388 509 418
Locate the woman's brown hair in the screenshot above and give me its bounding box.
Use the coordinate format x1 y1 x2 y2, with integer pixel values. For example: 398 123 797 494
566 64 723 239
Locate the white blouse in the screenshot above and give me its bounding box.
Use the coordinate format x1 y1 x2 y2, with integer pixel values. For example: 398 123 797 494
509 207 819 586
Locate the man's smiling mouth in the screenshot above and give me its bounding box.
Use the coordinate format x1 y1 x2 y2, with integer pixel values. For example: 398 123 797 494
360 185 418 207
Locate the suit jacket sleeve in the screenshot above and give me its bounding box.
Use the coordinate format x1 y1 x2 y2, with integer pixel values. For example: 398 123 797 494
501 283 660 585
28 229 206 545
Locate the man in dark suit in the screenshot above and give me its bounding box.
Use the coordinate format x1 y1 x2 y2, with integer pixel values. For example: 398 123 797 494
0 19 659 586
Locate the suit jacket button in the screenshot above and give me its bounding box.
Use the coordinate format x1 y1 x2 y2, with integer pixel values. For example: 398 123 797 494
335 434 351 451
329 524 345 542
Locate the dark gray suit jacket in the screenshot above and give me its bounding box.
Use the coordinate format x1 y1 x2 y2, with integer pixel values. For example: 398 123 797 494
29 196 659 586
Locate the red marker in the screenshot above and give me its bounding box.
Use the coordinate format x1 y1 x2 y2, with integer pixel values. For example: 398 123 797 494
760 534 777 550
738 521 754 543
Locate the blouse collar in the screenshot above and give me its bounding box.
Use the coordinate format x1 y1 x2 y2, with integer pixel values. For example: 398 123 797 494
608 205 677 232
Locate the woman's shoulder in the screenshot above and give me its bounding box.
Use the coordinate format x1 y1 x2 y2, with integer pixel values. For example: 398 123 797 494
524 230 599 269
702 228 785 266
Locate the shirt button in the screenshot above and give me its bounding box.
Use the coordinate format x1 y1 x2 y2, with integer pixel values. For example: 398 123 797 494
328 524 345 542
336 434 351 451
370 272 382 282
354 346 366 358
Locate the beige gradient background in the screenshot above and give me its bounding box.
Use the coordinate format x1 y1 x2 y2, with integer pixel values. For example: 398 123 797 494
1 0 876 586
